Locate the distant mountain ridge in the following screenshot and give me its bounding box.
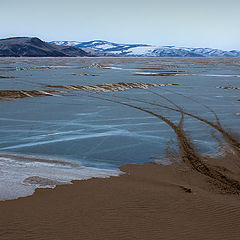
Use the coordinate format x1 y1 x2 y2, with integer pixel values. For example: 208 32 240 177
51 40 148 52
0 37 89 57
0 37 239 57
51 40 240 57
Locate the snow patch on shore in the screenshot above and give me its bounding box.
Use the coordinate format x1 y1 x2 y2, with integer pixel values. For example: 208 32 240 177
0 154 122 201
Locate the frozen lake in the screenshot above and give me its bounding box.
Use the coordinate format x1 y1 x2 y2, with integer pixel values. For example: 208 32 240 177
0 57 239 199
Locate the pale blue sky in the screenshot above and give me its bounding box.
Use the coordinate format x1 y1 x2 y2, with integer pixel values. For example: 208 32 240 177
1 0 239 50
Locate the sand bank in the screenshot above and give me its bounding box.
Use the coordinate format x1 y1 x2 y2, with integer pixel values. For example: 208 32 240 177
0 162 239 240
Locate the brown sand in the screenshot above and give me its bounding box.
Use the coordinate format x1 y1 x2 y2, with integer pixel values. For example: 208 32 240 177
0 162 240 240
217 86 240 90
0 90 60 101
0 83 180 102
46 82 180 93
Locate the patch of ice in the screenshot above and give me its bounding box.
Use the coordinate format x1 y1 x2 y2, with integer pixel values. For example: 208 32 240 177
0 155 122 201
103 66 123 70
195 74 240 78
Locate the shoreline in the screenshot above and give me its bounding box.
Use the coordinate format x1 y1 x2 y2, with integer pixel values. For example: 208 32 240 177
0 152 122 201
0 162 239 240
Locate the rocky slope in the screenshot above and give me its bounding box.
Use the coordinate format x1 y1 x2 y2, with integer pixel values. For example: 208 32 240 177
0 37 89 57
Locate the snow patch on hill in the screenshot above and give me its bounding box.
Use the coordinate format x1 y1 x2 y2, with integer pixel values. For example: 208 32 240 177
50 40 240 57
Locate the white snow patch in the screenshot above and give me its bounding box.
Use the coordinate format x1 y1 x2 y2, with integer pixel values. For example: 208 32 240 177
128 46 156 55
0 155 122 201
95 44 115 50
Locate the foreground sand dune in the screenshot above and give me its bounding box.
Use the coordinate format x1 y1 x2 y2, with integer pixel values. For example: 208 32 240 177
0 162 240 240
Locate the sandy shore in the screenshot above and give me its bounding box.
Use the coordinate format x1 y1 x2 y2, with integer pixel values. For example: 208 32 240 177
0 162 240 240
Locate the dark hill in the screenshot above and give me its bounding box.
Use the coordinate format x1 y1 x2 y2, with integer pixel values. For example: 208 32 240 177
0 37 89 57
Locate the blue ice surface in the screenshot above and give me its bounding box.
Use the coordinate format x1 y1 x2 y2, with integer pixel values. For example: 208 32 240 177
0 57 239 170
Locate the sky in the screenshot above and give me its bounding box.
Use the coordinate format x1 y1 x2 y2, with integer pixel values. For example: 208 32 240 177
1 0 239 50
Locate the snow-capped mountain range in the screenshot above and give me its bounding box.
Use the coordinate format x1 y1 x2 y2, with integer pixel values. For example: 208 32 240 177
50 40 240 57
